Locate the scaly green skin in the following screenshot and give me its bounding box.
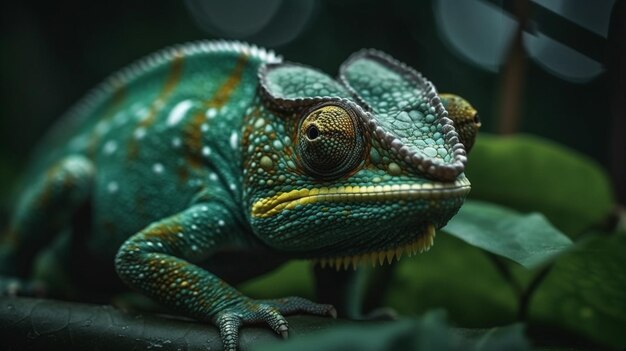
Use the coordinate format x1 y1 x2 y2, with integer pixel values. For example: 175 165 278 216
0 41 477 350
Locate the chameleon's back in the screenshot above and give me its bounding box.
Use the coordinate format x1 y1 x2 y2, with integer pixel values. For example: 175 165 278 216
20 41 281 256
30 41 280 176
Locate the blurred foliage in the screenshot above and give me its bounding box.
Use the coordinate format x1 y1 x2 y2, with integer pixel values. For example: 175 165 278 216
531 235 626 349
466 134 614 235
253 311 530 351
240 260 315 301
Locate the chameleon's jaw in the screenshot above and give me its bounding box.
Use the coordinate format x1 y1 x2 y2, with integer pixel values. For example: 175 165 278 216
251 177 470 218
315 224 437 271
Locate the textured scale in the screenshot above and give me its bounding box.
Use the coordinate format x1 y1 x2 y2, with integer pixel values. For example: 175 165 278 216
0 40 478 350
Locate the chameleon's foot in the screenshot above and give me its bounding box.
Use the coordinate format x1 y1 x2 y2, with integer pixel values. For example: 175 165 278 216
215 296 336 351
0 276 47 297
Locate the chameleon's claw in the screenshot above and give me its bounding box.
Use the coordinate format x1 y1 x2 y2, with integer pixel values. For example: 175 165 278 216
278 325 289 339
216 297 336 349
328 306 338 319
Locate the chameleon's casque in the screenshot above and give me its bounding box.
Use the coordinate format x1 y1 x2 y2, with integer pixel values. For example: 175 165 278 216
0 41 477 350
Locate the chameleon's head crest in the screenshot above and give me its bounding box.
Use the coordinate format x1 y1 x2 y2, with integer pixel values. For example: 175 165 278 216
338 50 467 181
258 51 467 182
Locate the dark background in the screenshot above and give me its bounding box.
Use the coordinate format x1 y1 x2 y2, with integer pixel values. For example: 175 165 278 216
0 0 622 207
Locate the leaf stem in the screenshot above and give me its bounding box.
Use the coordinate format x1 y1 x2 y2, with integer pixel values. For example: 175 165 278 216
517 264 553 321
485 253 523 297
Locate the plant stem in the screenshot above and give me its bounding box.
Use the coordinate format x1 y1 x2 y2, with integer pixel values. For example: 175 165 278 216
517 264 553 322
485 253 523 297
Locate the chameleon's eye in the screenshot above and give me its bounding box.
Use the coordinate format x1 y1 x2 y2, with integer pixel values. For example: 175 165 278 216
473 113 481 125
297 103 364 179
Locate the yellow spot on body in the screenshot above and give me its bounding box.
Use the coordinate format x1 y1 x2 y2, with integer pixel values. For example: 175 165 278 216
260 155 273 170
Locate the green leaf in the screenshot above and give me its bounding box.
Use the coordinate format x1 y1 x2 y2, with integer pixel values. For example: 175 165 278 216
443 200 572 268
386 233 518 326
466 134 614 235
530 235 626 349
252 311 531 351
238 260 315 300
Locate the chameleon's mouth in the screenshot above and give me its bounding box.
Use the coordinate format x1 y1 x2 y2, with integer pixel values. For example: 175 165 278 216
315 224 437 270
251 177 470 218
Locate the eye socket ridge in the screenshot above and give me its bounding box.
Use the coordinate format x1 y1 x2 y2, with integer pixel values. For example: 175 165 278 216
297 102 365 180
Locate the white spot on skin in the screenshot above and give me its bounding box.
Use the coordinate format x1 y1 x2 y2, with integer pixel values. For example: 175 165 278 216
229 183 237 191
172 137 182 148
201 124 209 132
103 140 118 155
230 131 239 150
95 121 111 135
167 99 194 126
107 181 119 193
202 146 212 156
113 111 127 126
134 128 147 139
209 173 218 181
218 220 225 227
254 118 265 128
206 108 217 119
136 108 150 120
153 163 164 174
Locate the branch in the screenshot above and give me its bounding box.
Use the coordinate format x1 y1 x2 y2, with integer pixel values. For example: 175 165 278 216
0 297 373 350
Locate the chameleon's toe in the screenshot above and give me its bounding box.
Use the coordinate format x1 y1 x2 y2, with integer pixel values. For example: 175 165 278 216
261 296 337 319
216 312 243 351
216 304 289 351
215 297 336 350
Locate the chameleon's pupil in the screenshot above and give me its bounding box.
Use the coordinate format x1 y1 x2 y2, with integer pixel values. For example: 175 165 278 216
307 125 319 140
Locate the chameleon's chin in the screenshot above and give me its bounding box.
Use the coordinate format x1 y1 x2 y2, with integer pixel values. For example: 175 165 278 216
314 223 436 271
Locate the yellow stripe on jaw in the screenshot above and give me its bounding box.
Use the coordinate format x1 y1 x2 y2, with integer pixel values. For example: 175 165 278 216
251 177 471 218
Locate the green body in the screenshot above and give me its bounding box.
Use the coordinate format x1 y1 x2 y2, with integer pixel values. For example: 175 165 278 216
0 41 477 350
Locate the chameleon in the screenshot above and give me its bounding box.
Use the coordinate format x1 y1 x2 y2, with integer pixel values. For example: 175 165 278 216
0 40 479 350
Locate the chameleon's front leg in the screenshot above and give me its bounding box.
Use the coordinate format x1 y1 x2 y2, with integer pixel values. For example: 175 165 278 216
115 203 335 350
